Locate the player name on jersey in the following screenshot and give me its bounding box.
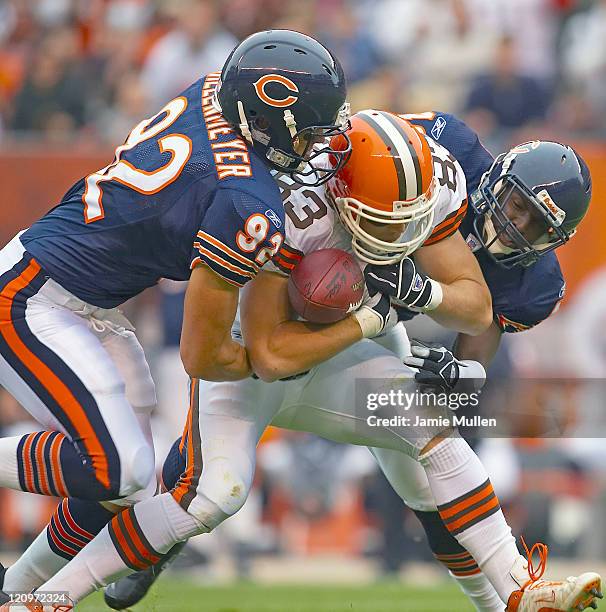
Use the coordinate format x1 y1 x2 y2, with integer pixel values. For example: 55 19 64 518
202 73 253 180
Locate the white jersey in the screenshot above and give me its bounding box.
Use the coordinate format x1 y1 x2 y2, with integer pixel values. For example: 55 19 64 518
180 144 473 536
232 139 467 335
271 138 468 272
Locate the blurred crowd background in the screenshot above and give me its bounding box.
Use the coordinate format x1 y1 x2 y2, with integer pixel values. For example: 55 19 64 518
2 0 606 585
2 0 606 147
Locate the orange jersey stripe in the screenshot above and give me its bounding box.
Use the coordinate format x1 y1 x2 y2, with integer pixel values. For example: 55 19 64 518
194 244 255 279
274 256 296 271
110 516 146 570
21 433 36 493
442 558 479 569
197 231 259 271
439 482 493 520
179 379 197 454
62 499 95 540
443 496 501 533
424 221 462 246
47 525 79 557
435 552 474 561
425 203 468 246
278 245 303 262
190 257 245 287
50 434 68 498
0 261 111 490
173 381 197 504
35 431 53 496
432 199 468 234
452 567 482 577
52 510 88 548
178 422 188 455
122 510 160 565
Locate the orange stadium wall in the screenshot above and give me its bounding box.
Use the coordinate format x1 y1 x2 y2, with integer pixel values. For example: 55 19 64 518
555 143 606 302
0 143 604 304
0 147 110 246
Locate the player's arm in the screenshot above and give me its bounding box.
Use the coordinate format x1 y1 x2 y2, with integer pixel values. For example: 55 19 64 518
453 322 503 367
452 268 565 367
240 270 364 382
414 231 493 335
181 188 282 382
180 264 252 381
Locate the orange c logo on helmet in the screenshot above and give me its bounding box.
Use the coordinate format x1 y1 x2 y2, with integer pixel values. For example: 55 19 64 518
253 74 299 108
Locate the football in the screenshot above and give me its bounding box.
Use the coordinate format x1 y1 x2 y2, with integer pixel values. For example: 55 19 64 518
287 248 364 324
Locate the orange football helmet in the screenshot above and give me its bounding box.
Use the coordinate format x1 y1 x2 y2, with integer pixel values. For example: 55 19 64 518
327 109 438 264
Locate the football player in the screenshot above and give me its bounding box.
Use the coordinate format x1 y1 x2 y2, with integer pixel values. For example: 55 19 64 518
21 112 600 612
0 28 350 601
387 111 589 364
361 112 593 612
105 114 598 612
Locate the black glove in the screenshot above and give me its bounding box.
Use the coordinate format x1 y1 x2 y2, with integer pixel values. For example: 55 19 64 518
403 340 486 394
364 257 442 311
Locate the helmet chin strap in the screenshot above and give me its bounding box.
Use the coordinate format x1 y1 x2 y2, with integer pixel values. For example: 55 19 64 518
283 110 298 139
237 101 253 145
282 110 308 172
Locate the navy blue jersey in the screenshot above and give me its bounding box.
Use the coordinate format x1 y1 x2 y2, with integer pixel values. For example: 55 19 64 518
401 112 565 332
21 73 285 308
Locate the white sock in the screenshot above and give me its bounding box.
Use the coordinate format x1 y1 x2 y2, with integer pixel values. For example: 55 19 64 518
452 572 506 612
420 436 522 603
0 435 23 490
40 493 207 602
3 530 68 591
39 526 130 601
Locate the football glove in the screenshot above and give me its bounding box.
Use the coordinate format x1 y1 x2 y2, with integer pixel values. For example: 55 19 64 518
364 257 443 312
403 340 486 395
352 288 398 339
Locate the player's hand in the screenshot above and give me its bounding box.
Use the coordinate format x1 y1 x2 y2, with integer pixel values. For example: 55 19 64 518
364 257 443 312
352 288 398 339
403 340 486 395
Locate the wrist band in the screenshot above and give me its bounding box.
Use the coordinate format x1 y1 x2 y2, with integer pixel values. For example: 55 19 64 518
352 306 382 338
423 279 443 311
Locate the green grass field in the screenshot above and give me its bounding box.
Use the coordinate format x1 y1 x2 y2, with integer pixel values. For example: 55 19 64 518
77 578 474 612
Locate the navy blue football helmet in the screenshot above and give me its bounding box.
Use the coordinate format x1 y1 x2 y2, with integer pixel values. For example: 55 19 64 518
470 140 592 268
216 30 351 186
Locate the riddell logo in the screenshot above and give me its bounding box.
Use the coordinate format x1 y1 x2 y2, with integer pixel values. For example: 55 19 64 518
254 74 299 108
537 189 565 226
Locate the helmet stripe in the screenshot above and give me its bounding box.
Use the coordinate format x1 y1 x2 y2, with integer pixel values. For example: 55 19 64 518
382 111 423 194
357 111 408 202
359 110 419 200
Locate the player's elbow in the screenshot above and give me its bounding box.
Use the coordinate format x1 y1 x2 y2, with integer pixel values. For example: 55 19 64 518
248 350 283 383
181 344 217 380
247 343 291 383
181 349 206 379
468 286 493 336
